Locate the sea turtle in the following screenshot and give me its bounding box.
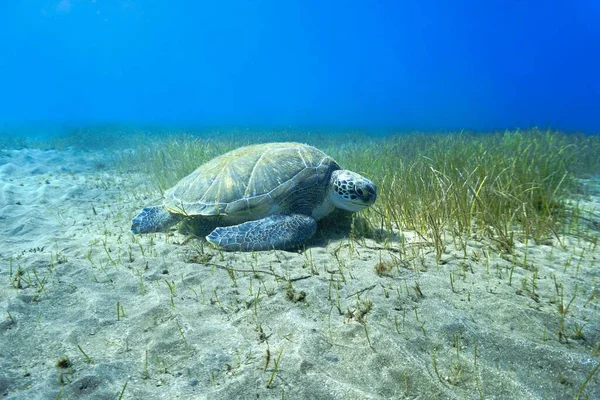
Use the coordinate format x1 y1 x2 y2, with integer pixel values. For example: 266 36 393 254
131 142 377 251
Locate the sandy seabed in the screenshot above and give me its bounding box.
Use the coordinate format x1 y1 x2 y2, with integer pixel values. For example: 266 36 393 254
0 147 599 400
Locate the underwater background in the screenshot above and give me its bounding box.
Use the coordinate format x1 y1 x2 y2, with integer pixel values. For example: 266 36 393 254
1 2 600 400
1 0 599 135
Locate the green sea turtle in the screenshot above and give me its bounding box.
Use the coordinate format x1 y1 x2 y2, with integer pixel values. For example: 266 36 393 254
131 142 377 251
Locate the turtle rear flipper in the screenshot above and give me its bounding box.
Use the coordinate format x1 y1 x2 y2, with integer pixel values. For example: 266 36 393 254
206 214 317 251
131 205 181 234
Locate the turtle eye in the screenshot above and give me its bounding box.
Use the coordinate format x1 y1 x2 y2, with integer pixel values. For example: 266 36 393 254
356 188 364 197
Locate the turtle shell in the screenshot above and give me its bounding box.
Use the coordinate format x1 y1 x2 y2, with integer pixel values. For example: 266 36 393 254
163 142 340 218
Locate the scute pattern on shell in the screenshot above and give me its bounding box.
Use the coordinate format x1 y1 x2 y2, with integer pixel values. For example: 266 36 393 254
163 142 339 217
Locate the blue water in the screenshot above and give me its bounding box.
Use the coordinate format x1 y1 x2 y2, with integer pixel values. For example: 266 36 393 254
1 1 599 134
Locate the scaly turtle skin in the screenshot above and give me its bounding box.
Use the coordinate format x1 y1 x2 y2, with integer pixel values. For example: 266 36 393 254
131 142 376 251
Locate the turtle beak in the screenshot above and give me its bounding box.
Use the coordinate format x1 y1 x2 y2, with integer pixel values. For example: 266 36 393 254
356 181 377 205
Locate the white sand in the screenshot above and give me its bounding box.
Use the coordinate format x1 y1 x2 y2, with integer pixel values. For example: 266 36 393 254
0 147 599 399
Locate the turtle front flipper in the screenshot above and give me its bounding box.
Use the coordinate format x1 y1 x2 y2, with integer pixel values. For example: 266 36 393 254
206 214 317 251
131 206 181 234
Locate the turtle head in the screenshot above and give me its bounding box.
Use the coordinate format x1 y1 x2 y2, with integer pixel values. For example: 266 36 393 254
329 170 377 212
